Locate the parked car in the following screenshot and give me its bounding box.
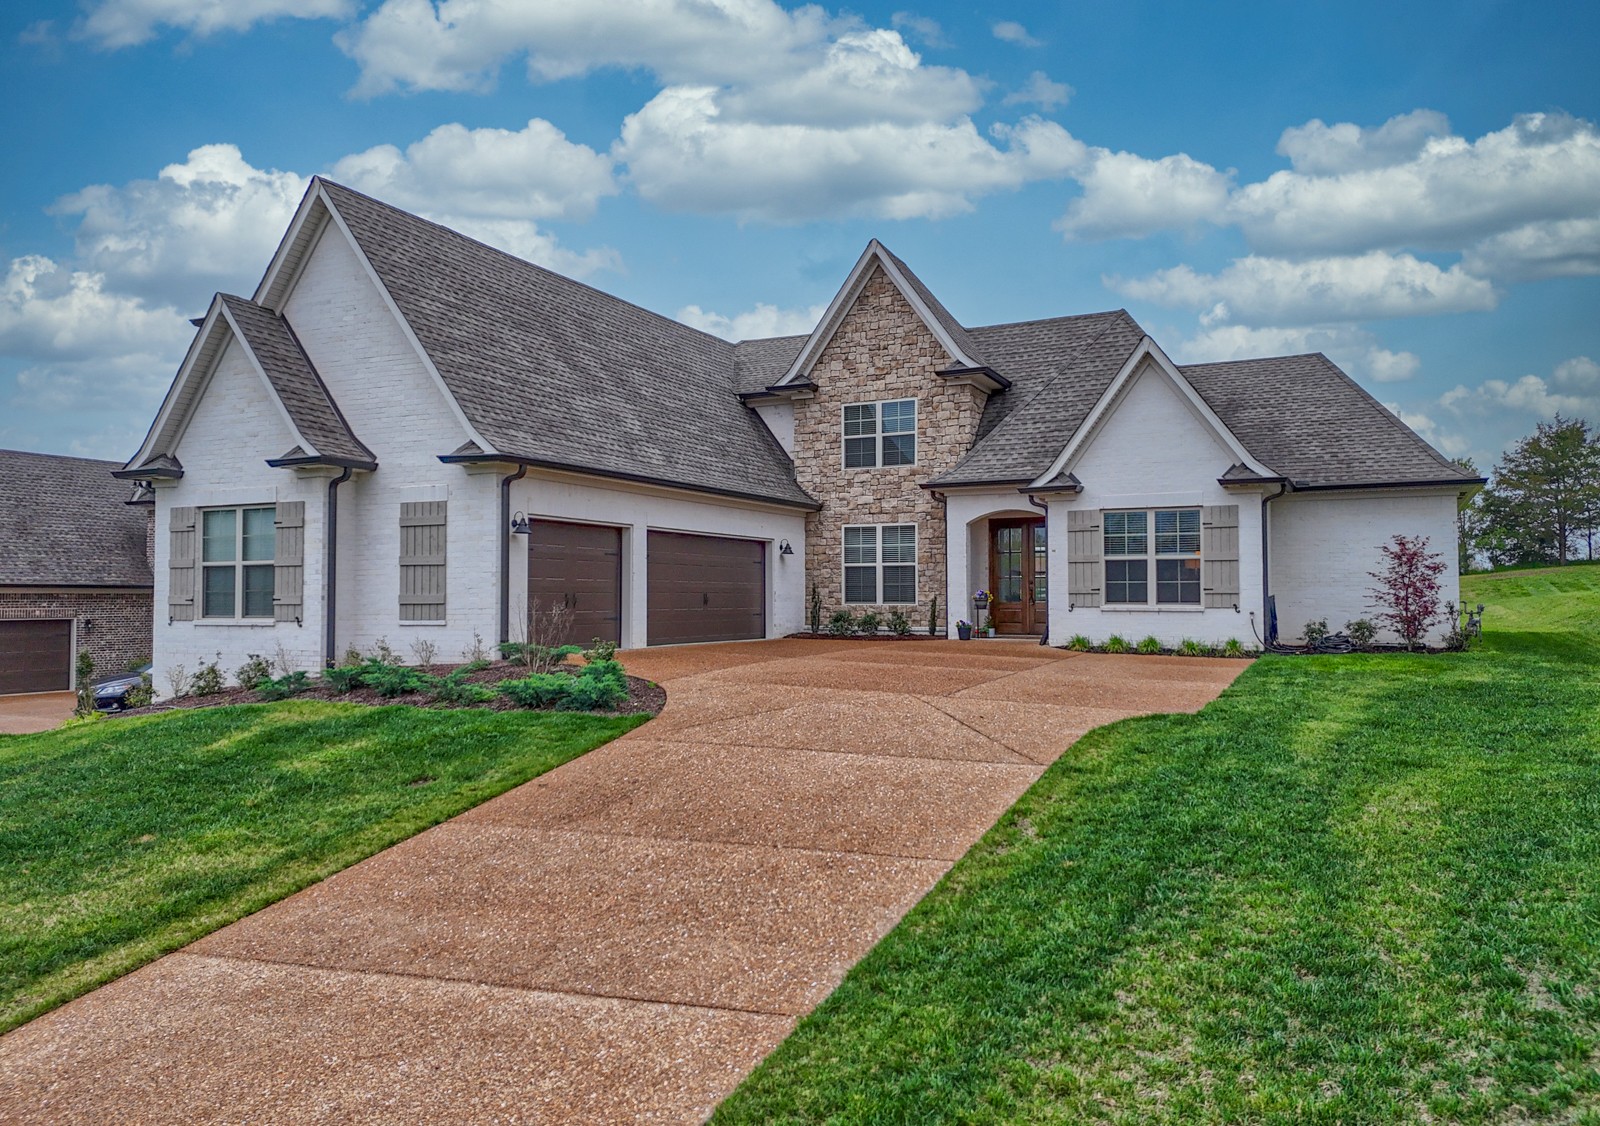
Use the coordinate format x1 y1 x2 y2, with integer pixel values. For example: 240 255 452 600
93 664 152 711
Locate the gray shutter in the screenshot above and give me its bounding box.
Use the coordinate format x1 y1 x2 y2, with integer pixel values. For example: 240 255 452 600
399 501 447 621
168 506 197 621
1202 504 1240 608
1066 508 1103 608
273 501 305 623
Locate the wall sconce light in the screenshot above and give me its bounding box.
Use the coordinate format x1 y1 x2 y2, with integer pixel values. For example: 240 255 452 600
778 539 794 556
510 511 531 535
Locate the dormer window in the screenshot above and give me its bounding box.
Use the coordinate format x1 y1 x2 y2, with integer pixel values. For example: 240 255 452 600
843 399 916 469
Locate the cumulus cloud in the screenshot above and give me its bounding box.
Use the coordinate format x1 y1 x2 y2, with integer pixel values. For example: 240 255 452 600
617 92 1084 221
1381 402 1470 457
1003 71 1072 111
0 256 190 362
1275 109 1452 175
1441 356 1600 421
1056 149 1232 240
889 11 947 48
1179 323 1421 384
1114 252 1496 326
991 20 1042 46
677 301 826 340
77 0 355 49
1461 217 1600 282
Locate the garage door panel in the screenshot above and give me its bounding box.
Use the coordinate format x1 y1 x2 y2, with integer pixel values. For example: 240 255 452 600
528 521 622 648
647 532 765 646
0 620 72 694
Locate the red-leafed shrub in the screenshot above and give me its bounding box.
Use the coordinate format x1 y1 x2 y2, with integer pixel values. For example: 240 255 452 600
1367 534 1448 649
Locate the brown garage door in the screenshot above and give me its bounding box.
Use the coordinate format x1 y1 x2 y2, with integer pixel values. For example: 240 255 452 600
528 520 622 647
647 532 765 646
0 619 72 694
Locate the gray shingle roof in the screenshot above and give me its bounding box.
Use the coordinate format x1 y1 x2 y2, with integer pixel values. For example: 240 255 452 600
878 245 988 368
733 334 807 396
317 180 814 509
0 449 152 587
219 295 375 466
1181 354 1474 487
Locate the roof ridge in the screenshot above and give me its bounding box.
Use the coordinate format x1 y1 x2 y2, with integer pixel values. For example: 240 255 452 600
968 308 1131 333
1301 353 1465 474
315 178 737 356
1178 351 1325 370
0 448 124 469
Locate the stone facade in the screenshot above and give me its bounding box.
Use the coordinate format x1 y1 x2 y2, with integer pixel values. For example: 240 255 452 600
0 588 153 679
792 265 989 631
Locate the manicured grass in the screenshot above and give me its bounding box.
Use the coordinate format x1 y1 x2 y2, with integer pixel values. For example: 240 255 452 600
0 701 647 1034
716 566 1600 1124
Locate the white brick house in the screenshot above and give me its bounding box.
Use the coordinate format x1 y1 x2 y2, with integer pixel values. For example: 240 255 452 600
118 179 1479 690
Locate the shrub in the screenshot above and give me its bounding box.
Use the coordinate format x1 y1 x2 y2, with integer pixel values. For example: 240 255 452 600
1136 635 1162 654
420 670 495 706
928 594 939 637
369 636 400 665
497 673 574 709
409 638 439 669
1303 619 1331 647
1068 634 1092 651
123 673 154 709
1178 638 1206 657
1441 600 1467 651
236 654 273 691
1104 634 1130 654
74 650 96 717
1344 618 1377 649
257 671 312 701
127 655 150 673
188 658 225 697
363 661 425 698
810 584 822 635
563 659 628 711
826 609 855 637
583 637 619 664
887 610 912 637
165 664 188 700
322 664 364 693
855 611 882 636
460 631 489 664
500 641 581 674
1222 637 1246 658
458 657 491 675
1367 534 1448 650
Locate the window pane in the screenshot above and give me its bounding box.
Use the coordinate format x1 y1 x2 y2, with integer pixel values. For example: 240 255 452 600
1104 510 1146 556
202 565 235 617
844 436 877 468
242 564 276 617
1156 558 1202 604
844 566 877 603
843 403 876 436
995 525 1023 602
880 399 915 433
882 565 916 604
242 507 276 561
843 526 877 564
1154 509 1180 555
1178 508 1201 554
881 433 916 466
202 509 236 562
1032 524 1048 603
881 525 916 563
1105 559 1148 604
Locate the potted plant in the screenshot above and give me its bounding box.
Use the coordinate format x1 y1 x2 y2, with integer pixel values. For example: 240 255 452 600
956 619 973 641
971 589 991 637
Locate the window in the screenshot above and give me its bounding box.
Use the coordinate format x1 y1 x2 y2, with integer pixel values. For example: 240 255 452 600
1103 508 1200 606
843 399 916 468
201 506 275 618
843 524 917 604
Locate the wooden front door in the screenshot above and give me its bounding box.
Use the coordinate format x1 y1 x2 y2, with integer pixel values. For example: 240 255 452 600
989 519 1048 635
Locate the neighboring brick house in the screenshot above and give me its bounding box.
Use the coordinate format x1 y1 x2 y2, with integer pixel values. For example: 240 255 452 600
0 449 154 694
115 179 1480 695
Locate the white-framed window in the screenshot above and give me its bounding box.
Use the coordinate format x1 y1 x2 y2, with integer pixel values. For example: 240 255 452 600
843 524 917 604
843 398 916 468
201 506 276 619
1103 508 1201 606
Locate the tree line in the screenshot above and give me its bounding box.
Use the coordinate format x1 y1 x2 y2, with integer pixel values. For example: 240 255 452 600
1458 415 1600 571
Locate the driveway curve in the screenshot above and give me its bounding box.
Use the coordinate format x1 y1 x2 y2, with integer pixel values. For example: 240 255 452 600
0 640 1246 1124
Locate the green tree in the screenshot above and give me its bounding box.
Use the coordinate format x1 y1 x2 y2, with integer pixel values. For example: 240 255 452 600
1474 416 1600 567
1451 456 1482 573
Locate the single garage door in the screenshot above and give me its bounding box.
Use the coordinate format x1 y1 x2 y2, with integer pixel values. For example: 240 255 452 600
0 619 72 694
528 520 623 647
647 531 765 646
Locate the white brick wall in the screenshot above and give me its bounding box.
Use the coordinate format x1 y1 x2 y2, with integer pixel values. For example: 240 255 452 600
1271 489 1461 645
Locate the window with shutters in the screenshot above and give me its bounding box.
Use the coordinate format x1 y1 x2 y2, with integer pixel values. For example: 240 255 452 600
399 501 447 622
842 399 916 468
200 506 276 618
843 523 916 604
1103 508 1201 606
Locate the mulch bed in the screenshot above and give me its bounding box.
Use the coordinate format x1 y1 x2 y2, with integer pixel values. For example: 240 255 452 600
117 659 667 719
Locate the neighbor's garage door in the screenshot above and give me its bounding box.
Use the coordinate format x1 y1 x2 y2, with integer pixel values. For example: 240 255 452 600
528 520 623 647
0 620 72 694
647 531 765 646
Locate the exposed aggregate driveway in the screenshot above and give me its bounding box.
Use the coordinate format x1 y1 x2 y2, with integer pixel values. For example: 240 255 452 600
0 639 1246 1124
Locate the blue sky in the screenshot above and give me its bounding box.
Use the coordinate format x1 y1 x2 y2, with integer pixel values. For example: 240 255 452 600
3 0 1597 471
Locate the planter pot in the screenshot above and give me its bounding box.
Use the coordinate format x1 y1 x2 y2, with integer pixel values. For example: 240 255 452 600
957 624 972 641
986 628 996 638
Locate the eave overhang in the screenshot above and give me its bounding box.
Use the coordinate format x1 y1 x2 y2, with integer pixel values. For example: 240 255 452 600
438 453 822 512
936 365 1011 393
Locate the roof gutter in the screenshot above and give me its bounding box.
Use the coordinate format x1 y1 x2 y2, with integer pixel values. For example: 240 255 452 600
438 453 821 512
1288 476 1486 492
265 454 379 472
499 463 528 646
323 466 353 667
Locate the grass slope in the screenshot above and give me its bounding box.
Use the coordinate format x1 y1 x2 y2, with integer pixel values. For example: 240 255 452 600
716 566 1600 1125
0 702 646 1034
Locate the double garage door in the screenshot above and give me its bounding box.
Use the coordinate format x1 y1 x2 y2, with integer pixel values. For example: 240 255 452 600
0 620 72 694
527 521 765 647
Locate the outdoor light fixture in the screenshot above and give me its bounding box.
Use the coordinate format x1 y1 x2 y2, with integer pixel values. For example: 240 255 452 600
778 539 794 556
510 511 531 535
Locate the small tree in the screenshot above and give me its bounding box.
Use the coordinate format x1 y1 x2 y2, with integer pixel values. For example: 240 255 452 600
1367 534 1448 650
73 649 96 717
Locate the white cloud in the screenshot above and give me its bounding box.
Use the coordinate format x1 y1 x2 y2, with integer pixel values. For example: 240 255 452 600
1003 71 1071 111
991 20 1042 47
677 301 825 341
1114 252 1497 325
1381 402 1470 457
1056 149 1232 240
617 91 1084 221
1178 323 1421 384
1441 356 1600 422
889 11 947 48
1275 109 1452 175
1461 217 1600 282
77 0 355 49
0 256 190 363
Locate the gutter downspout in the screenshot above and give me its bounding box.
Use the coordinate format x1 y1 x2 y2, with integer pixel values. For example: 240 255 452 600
1260 481 1290 644
324 467 353 667
499 464 529 646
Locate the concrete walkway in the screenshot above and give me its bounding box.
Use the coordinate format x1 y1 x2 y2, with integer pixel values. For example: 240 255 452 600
0 640 1246 1123
0 692 74 735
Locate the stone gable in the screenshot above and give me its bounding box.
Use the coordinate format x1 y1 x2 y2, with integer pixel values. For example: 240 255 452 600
792 264 988 630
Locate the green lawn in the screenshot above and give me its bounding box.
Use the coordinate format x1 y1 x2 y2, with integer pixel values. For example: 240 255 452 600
716 566 1600 1125
0 702 646 1034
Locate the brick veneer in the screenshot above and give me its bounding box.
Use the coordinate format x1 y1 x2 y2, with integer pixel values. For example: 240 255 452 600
0 588 153 680
792 265 988 630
